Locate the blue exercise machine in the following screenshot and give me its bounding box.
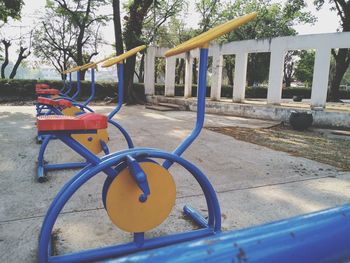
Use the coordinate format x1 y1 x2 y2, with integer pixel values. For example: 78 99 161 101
37 12 350 263
35 49 143 182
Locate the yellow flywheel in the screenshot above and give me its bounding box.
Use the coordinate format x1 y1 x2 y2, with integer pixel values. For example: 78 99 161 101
62 106 82 116
106 162 176 233
72 129 109 154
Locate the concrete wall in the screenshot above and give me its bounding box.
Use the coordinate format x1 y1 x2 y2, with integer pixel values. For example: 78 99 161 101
144 32 350 110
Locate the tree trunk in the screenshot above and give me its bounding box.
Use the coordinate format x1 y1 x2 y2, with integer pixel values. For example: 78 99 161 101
225 61 234 86
9 47 30 79
138 53 145 82
123 0 153 104
192 59 197 84
285 78 292 87
1 40 11 79
328 48 350 102
112 0 124 55
175 59 184 84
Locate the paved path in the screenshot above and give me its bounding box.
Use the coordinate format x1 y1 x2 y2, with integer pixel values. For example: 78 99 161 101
0 105 349 262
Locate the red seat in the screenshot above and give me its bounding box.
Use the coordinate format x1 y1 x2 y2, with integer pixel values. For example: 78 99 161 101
37 97 72 108
36 88 60 95
36 84 50 89
37 113 108 131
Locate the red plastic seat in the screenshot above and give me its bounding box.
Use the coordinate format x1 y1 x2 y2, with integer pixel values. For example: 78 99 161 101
37 97 72 108
36 88 60 95
36 84 50 89
37 113 108 131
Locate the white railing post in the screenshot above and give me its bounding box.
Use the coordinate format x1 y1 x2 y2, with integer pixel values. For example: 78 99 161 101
211 44 223 100
311 47 331 109
233 52 248 102
144 46 155 95
267 48 285 104
184 52 193 98
165 56 176 96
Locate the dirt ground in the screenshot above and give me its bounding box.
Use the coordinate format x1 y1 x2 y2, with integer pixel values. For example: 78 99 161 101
207 124 350 171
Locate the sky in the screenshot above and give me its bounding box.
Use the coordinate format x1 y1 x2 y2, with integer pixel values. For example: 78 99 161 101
1 0 341 72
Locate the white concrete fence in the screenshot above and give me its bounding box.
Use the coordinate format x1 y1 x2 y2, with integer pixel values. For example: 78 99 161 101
144 32 350 109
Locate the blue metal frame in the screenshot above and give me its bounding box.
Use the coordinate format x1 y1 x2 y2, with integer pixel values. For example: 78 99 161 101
37 135 221 263
37 48 218 262
36 63 134 182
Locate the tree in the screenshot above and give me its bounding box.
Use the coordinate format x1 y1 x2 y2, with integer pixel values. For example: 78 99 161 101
219 0 315 86
284 51 300 87
112 0 123 56
1 39 10 78
111 0 184 103
196 0 221 32
46 0 109 79
295 50 315 87
32 10 78 79
313 0 350 101
0 0 29 79
0 0 23 24
9 45 30 78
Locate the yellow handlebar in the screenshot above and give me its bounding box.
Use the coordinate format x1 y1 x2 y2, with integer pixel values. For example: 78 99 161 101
80 54 117 70
102 45 147 68
62 65 83 74
165 12 257 57
80 62 96 71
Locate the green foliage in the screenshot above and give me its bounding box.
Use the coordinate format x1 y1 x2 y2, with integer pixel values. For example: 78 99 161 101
216 0 315 85
341 66 350 85
195 0 221 32
0 0 23 23
294 50 315 86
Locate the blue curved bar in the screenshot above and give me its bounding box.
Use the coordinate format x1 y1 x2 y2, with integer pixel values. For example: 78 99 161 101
163 48 208 169
38 148 221 263
108 119 134 148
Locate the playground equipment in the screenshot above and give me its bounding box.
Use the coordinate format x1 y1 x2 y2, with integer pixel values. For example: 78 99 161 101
35 64 93 117
35 65 82 116
35 54 115 117
37 13 256 263
35 47 146 182
37 12 350 263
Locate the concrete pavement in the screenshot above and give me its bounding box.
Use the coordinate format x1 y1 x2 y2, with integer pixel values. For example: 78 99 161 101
0 105 349 262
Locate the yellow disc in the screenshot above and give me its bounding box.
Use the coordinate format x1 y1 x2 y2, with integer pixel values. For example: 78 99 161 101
62 106 81 116
106 162 176 233
51 95 60 99
72 129 108 154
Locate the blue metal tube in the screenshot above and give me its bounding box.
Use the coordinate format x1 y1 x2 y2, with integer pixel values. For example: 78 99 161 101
71 71 80 100
45 162 89 171
111 204 350 263
108 63 124 120
108 119 134 148
183 205 208 228
83 68 95 107
49 229 214 263
163 48 208 169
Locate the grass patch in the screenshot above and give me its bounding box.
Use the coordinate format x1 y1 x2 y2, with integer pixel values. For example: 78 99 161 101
207 124 350 171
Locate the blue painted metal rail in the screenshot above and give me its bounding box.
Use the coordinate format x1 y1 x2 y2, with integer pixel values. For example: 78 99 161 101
108 204 350 263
